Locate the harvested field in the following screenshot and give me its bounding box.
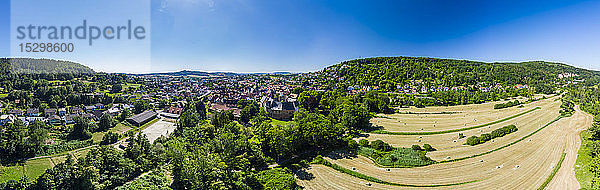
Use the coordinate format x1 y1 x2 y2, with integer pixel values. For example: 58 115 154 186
373 95 555 133
299 97 589 189
360 99 560 155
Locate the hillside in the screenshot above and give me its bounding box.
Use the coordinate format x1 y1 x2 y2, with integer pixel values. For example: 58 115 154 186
135 70 238 77
321 57 600 91
0 58 95 74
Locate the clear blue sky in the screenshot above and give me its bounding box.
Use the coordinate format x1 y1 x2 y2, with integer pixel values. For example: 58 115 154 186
2 0 600 73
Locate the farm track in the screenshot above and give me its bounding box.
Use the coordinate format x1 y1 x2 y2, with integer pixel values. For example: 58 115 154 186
297 96 591 189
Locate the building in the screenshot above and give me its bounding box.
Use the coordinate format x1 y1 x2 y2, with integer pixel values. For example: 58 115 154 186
70 107 84 114
65 114 79 124
262 98 299 121
44 108 56 116
58 108 67 116
127 110 158 126
27 108 40 117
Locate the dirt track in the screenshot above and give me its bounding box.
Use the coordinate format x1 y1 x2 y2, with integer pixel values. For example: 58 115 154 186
546 106 592 189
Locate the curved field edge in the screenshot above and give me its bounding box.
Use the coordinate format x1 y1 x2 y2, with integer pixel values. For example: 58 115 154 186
538 152 567 190
575 130 593 189
440 115 562 163
370 107 540 135
311 158 481 187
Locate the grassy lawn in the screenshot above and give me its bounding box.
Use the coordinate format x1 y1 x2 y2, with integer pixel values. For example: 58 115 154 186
51 156 68 165
357 147 434 167
25 159 52 181
92 132 106 144
110 123 132 134
0 165 24 183
575 130 593 189
270 119 291 126
73 148 91 159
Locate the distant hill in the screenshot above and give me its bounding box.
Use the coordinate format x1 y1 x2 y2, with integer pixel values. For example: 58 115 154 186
1 58 95 74
135 70 239 77
137 70 294 77
322 56 600 90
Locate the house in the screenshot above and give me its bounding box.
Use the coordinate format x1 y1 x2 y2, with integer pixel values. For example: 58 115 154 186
47 115 62 125
107 107 121 116
70 107 84 114
65 114 79 124
19 117 44 125
8 109 23 116
126 110 158 126
164 106 183 115
0 114 16 125
94 103 104 109
210 104 241 119
58 108 67 116
262 98 299 121
84 105 96 112
44 108 57 116
26 108 40 117
91 110 104 120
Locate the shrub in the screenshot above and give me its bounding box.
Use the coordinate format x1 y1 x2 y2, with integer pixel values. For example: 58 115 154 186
458 133 465 139
411 145 422 151
466 136 480 146
348 139 359 149
466 124 518 146
423 144 435 151
371 140 392 151
359 139 370 147
100 131 120 145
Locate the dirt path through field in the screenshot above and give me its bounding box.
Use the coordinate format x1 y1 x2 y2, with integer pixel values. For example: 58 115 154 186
546 106 592 189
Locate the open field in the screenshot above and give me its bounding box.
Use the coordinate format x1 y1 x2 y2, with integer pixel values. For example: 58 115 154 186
298 98 591 189
374 95 554 133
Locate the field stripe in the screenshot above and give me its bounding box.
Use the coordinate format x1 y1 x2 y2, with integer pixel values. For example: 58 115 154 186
315 158 481 187
538 152 567 190
370 107 540 135
440 116 562 163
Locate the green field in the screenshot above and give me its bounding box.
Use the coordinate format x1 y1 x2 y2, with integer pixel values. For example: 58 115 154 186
270 119 291 126
25 159 52 181
0 165 24 183
575 130 593 189
92 132 106 144
357 147 434 168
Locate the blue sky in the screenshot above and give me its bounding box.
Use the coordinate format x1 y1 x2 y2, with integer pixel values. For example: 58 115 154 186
2 0 600 73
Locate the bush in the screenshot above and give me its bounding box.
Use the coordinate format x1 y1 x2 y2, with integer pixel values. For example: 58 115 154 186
100 131 120 145
466 136 480 146
370 140 392 151
359 139 369 147
411 145 422 151
348 139 359 149
494 100 521 109
257 168 297 190
423 144 435 151
458 133 465 139
466 124 518 146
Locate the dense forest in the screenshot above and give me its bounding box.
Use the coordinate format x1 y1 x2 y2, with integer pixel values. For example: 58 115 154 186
323 57 600 93
1 58 95 74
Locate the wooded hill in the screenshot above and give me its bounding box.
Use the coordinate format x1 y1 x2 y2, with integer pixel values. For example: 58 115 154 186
0 58 95 74
323 56 600 91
